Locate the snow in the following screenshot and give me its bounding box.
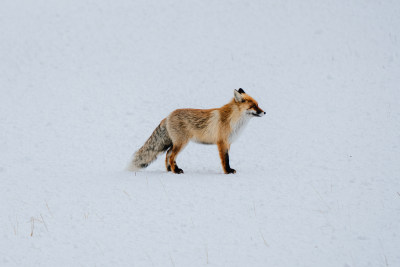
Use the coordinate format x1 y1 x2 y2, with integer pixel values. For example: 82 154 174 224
1 0 400 266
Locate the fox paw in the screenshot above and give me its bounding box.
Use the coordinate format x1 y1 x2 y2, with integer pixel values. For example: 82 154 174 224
225 168 236 174
173 167 184 174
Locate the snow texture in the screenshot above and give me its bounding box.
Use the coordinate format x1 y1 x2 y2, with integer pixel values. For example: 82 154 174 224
1 0 400 266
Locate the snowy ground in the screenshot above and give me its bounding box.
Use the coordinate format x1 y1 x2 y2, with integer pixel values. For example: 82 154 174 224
1 0 400 266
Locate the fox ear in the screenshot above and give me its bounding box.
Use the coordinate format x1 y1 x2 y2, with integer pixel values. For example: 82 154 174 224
238 88 245 94
234 89 244 102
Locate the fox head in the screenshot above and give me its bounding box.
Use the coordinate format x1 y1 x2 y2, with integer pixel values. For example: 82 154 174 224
233 88 266 117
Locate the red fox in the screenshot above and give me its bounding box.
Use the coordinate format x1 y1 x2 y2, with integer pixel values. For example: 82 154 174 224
127 88 265 174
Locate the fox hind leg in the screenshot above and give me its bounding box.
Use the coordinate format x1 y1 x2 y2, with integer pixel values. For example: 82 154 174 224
165 147 172 171
165 145 181 172
169 142 187 174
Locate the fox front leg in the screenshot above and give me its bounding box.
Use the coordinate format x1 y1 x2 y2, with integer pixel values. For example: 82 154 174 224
217 141 236 174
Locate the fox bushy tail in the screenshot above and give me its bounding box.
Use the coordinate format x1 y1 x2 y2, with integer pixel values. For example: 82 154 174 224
127 119 172 171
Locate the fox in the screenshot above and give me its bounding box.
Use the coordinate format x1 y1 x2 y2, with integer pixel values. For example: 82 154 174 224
127 88 265 174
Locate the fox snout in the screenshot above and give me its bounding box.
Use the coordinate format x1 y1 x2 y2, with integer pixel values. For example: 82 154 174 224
250 106 266 117
257 106 266 116
254 110 266 117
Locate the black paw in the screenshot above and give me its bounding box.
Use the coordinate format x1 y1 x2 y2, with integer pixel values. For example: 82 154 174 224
225 168 236 174
166 166 171 172
173 167 184 174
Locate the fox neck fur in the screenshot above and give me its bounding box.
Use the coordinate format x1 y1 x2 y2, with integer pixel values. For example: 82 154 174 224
228 109 251 144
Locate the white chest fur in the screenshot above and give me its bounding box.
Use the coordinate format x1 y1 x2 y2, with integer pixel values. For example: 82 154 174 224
229 114 251 144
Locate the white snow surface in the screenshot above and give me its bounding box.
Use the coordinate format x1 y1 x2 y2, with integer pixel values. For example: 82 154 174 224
1 0 400 266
